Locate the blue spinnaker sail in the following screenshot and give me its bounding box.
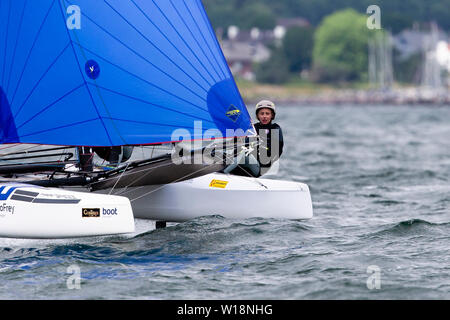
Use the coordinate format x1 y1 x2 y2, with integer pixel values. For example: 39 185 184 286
0 0 253 147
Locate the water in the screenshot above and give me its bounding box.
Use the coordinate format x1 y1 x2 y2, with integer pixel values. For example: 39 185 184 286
1 104 450 299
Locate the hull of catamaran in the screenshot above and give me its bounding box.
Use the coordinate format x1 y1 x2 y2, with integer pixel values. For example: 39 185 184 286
89 173 314 222
0 183 135 239
0 172 313 239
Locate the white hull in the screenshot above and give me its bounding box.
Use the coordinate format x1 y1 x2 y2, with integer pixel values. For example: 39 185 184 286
0 183 135 239
0 173 313 239
94 173 313 222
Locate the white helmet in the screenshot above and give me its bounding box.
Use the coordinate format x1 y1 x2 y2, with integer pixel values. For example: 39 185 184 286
255 100 276 119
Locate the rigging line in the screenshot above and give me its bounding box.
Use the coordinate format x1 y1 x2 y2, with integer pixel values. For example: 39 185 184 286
204 142 268 189
0 145 19 153
13 43 71 120
0 144 58 157
5 0 28 97
184 0 227 80
88 84 215 125
90 158 177 186
19 118 100 139
128 150 231 202
108 162 130 195
0 147 75 161
220 142 270 189
63 2 209 105
111 184 144 196
169 0 222 81
1 0 12 89
88 144 228 187
195 0 247 113
52 146 74 174
15 83 85 130
0 145 48 157
104 0 211 93
137 0 217 85
72 43 211 115
107 142 230 196
9 0 56 108
0 162 74 171
150 146 155 159
58 0 113 146
128 168 210 202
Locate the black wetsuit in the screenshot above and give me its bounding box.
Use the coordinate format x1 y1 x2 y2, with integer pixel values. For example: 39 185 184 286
253 122 284 171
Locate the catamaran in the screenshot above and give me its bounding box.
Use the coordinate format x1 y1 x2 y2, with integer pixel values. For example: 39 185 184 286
0 0 313 238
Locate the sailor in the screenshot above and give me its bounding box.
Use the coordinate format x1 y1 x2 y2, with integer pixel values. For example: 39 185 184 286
224 100 284 177
253 100 284 176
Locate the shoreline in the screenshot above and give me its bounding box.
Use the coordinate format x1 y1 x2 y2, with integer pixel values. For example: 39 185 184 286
238 84 450 106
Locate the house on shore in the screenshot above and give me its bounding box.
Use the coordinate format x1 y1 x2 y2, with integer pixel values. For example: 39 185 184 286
218 18 310 81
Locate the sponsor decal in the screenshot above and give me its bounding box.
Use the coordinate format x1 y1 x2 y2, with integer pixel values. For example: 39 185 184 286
82 208 100 218
9 189 80 204
102 208 118 216
39 192 77 200
209 179 229 189
0 203 15 215
85 60 100 79
0 186 18 201
226 105 241 122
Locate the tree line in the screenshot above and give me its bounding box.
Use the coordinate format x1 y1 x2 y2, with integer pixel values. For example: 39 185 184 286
203 0 448 85
203 0 450 33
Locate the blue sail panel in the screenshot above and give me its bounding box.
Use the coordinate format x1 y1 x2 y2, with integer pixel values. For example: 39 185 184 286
0 0 253 147
187 0 233 79
16 86 106 145
86 83 217 146
1 0 26 93
70 38 209 118
20 118 112 146
4 0 58 110
13 49 85 131
0 87 18 143
68 0 211 102
8 3 71 121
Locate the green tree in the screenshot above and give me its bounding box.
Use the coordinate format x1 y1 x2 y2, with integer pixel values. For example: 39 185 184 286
203 1 236 30
282 26 314 72
312 9 370 82
237 3 277 30
203 0 450 32
255 48 290 84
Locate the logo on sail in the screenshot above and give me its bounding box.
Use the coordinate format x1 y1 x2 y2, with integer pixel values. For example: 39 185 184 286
85 60 100 80
226 105 241 122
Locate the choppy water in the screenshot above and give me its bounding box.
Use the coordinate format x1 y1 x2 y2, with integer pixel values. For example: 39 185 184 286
1 105 450 300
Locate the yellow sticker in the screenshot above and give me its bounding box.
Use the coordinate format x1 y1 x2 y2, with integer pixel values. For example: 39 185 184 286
209 179 228 189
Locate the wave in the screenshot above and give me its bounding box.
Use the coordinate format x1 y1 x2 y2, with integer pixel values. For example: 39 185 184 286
372 199 405 206
362 219 450 239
